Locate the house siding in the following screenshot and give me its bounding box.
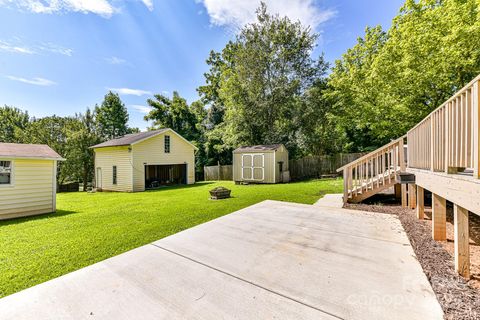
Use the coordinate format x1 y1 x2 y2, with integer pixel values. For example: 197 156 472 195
94 146 133 192
131 132 195 192
0 159 55 219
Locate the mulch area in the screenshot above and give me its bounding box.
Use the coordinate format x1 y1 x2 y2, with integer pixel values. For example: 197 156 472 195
346 193 480 320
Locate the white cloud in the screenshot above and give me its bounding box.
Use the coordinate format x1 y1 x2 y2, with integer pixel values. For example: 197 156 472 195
0 0 155 17
130 105 153 114
38 42 74 56
197 0 335 31
105 56 127 65
141 0 153 11
0 39 73 56
0 40 34 54
6 75 56 86
6 0 116 17
108 87 152 96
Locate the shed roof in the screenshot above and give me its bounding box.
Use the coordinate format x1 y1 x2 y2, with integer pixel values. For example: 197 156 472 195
234 144 285 153
0 143 64 160
90 129 169 149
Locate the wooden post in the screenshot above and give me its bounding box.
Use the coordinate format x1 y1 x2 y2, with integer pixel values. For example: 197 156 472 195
401 184 408 208
432 193 447 241
454 204 470 278
473 81 480 178
408 183 416 209
416 186 424 220
394 184 401 199
343 169 348 204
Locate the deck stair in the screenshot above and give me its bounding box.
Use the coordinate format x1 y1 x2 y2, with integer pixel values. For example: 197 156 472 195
337 137 406 203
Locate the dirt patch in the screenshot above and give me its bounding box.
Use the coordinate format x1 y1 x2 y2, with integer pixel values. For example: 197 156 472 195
346 197 480 320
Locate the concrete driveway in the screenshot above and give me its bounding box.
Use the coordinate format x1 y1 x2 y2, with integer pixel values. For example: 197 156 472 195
0 200 443 319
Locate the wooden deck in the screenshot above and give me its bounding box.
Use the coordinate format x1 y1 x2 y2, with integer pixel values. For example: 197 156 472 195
338 73 480 279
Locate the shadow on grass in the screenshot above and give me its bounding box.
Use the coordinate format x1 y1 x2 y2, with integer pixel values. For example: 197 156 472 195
0 209 78 227
144 181 216 193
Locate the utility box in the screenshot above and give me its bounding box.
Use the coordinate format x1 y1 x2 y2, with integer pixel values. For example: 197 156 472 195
233 144 289 184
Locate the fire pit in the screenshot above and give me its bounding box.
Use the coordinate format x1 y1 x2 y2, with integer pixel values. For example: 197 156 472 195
209 186 231 200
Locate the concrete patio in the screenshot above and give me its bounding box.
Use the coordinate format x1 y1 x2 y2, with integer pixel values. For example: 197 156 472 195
0 200 443 319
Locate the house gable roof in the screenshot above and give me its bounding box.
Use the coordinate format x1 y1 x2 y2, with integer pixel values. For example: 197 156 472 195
90 128 198 150
233 144 285 153
0 143 64 160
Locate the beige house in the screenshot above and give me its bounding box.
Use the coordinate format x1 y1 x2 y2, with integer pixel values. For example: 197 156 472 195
0 143 64 220
91 129 197 192
233 144 289 184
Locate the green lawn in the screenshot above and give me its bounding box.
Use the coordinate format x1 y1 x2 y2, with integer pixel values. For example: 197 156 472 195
0 179 342 298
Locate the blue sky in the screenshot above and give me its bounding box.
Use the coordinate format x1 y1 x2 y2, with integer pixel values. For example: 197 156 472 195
0 0 404 130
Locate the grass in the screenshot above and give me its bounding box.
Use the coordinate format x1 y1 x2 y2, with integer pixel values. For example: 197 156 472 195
0 179 342 298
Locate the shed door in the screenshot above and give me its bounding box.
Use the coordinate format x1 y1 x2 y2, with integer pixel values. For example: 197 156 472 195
241 154 264 181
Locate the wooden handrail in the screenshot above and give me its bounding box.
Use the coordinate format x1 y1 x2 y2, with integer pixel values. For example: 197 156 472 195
336 136 406 172
408 73 480 133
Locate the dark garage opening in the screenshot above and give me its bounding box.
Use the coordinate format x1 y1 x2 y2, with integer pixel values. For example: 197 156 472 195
145 164 187 189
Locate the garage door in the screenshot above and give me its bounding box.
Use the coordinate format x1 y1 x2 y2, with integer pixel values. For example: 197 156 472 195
241 154 264 181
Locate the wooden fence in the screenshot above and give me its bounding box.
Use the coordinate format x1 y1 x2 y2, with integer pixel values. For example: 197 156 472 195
204 164 233 181
288 153 365 181
203 153 365 181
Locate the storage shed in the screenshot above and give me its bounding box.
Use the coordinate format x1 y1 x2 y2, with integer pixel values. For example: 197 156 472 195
0 143 64 220
233 144 289 184
91 128 197 192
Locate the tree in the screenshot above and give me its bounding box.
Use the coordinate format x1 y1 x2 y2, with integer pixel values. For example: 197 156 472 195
0 106 30 143
95 91 129 140
64 109 101 190
25 116 77 184
327 26 389 151
199 3 330 158
145 92 201 142
329 0 480 151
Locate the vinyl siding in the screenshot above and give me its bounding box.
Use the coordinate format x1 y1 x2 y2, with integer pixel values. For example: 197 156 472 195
132 132 195 192
0 159 55 219
94 146 133 192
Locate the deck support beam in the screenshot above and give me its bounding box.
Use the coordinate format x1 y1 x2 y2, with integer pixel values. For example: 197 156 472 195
454 204 470 278
416 186 424 219
401 184 408 208
432 193 447 241
394 184 401 200
408 184 416 209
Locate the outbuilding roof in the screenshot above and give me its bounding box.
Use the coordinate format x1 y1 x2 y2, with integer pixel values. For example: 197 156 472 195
90 129 169 149
233 144 285 153
90 128 198 150
0 143 64 160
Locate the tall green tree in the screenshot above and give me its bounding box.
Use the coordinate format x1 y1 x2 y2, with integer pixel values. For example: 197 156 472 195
95 91 129 140
64 109 101 190
199 3 330 158
145 92 201 142
0 106 30 143
25 116 77 184
329 0 480 151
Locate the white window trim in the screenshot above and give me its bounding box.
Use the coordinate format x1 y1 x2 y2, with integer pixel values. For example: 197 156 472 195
0 159 14 188
241 153 264 181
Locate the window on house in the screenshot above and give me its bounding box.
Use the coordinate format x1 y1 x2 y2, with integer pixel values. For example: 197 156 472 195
113 166 117 185
164 135 171 153
0 160 12 185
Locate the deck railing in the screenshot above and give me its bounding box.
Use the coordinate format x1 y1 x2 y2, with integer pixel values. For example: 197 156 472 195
336 137 405 202
407 76 480 177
